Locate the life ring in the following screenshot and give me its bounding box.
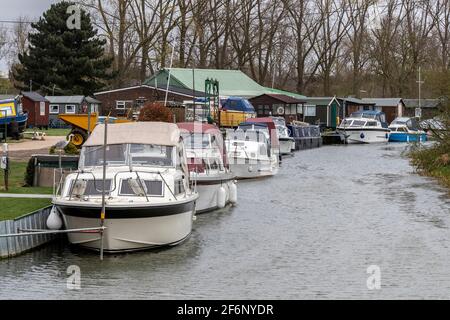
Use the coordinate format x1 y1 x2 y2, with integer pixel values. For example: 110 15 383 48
277 106 284 115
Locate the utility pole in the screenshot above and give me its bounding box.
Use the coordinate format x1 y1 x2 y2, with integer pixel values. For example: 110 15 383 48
416 67 424 120
29 80 32 92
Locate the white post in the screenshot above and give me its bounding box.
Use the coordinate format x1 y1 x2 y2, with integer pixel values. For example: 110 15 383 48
164 42 176 107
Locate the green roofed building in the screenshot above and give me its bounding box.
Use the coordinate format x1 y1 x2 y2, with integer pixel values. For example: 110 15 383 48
144 68 306 99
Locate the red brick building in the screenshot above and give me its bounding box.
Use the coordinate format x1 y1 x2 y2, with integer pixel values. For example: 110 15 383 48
21 92 49 128
94 85 205 117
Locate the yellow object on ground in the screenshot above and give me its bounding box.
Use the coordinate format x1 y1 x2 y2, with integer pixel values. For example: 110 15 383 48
217 111 256 128
58 113 133 147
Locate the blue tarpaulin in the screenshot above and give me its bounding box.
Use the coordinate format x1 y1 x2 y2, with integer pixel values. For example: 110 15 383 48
220 97 255 113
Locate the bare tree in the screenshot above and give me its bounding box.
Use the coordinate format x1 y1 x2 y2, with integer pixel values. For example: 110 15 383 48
315 0 350 96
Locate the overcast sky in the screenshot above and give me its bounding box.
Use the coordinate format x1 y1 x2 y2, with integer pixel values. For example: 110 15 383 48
0 0 61 76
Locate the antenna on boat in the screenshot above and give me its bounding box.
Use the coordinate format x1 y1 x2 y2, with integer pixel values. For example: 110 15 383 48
99 116 109 260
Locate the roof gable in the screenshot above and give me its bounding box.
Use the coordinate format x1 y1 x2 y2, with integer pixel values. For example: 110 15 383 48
45 96 85 104
403 99 441 108
145 68 266 97
361 98 403 107
251 93 304 104
22 91 48 102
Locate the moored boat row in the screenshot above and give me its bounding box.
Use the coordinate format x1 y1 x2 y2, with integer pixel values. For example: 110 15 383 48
51 115 316 253
337 110 428 144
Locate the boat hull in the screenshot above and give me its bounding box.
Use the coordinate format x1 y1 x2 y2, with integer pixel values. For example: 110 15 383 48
193 177 235 213
292 137 323 150
55 201 195 252
279 138 295 155
228 159 277 179
337 128 389 144
389 132 427 142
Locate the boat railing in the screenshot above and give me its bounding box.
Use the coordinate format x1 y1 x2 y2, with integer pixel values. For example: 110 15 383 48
55 168 181 202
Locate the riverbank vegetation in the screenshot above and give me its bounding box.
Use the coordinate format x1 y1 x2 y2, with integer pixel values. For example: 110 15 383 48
410 107 450 189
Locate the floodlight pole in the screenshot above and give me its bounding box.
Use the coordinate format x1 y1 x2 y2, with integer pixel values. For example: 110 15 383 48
416 67 424 120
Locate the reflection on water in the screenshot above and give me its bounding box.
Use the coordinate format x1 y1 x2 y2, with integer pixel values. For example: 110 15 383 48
1 144 449 299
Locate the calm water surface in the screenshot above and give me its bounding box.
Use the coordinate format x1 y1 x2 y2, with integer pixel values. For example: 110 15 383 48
1 143 449 299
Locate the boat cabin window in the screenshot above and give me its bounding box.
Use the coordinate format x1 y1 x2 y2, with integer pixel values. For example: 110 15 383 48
69 179 112 197
397 127 407 132
351 120 366 127
182 133 211 149
129 144 173 167
365 121 377 127
81 144 175 168
83 145 127 167
341 119 352 126
119 179 163 196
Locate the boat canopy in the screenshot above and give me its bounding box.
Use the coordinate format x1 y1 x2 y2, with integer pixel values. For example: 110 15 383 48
390 117 420 131
84 122 181 147
242 117 279 146
349 110 387 123
220 97 255 113
177 122 227 164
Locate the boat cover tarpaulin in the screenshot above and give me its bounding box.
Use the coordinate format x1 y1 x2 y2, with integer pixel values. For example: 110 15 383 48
177 122 228 166
220 97 255 113
85 122 181 147
243 117 279 147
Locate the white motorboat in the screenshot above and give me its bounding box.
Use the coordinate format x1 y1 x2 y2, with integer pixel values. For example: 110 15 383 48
225 124 279 179
178 122 237 213
337 110 390 144
52 122 198 253
271 116 295 154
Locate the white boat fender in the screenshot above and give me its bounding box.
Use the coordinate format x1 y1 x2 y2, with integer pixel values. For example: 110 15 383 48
46 206 63 230
229 181 238 205
217 186 227 209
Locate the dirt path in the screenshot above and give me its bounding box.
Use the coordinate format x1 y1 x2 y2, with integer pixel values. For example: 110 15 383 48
6 137 66 161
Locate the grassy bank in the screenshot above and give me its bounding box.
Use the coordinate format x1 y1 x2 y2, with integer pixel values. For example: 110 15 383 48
0 198 51 221
0 161 53 220
0 161 52 194
410 143 450 189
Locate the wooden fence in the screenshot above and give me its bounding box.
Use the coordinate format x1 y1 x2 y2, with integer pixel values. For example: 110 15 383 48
0 206 55 259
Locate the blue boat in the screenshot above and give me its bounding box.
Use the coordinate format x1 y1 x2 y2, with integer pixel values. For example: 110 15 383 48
388 117 427 142
0 97 28 137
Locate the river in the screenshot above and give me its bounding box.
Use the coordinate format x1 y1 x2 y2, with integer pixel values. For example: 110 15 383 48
1 143 449 299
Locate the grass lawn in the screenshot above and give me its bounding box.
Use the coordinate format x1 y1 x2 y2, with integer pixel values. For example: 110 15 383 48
0 161 52 194
0 198 51 221
42 128 71 137
0 161 53 220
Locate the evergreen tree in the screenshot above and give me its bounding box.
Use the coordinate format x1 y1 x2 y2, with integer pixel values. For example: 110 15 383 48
13 1 113 96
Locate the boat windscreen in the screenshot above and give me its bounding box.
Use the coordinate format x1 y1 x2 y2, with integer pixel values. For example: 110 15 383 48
182 133 211 149
129 144 174 167
82 145 127 167
351 120 366 127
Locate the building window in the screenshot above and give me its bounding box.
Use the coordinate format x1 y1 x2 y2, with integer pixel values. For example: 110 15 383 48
304 105 316 117
264 105 271 115
116 101 126 109
90 104 98 113
257 105 264 115
49 105 59 114
65 105 76 114
297 104 303 114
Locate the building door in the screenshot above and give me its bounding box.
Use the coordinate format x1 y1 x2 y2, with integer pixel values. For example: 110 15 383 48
382 107 397 123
